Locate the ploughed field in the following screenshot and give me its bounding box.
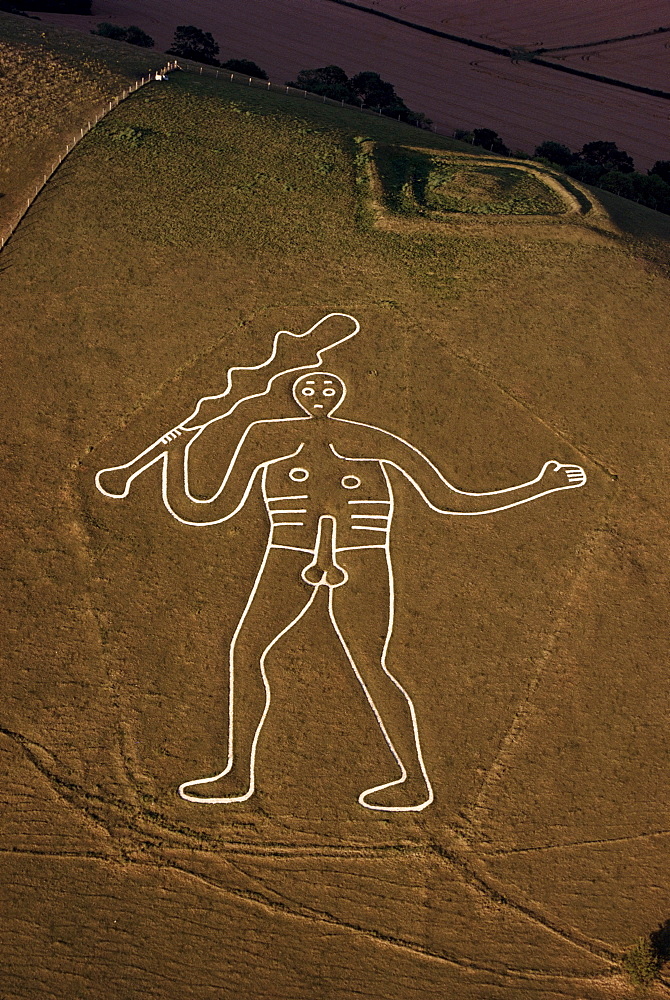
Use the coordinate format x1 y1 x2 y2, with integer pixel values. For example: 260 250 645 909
543 32 670 93
36 0 670 170
369 0 667 48
2 29 670 1000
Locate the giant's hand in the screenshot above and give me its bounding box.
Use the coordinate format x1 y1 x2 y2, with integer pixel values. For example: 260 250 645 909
95 312 360 502
95 425 198 498
539 460 587 492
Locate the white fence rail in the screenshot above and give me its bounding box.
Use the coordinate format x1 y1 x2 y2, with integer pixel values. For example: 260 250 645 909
0 60 178 253
1 57 443 254
184 61 436 132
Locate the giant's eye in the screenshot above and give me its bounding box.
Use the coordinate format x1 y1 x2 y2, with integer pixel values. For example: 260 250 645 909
301 387 315 396
323 388 336 397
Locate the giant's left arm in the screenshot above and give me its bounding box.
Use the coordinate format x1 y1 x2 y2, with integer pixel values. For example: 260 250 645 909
335 420 586 514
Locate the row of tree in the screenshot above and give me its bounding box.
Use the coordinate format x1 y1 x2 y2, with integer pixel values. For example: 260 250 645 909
90 22 270 80
541 142 670 215
536 140 670 216
90 22 433 128
286 65 432 127
455 129 670 216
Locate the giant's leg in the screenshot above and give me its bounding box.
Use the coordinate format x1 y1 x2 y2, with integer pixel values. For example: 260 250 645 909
179 546 316 803
331 548 433 811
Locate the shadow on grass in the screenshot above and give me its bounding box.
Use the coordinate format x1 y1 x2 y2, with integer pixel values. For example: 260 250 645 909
594 185 670 245
651 919 670 966
373 144 432 214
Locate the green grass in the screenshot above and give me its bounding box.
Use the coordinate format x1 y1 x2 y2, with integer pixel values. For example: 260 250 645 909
373 144 565 216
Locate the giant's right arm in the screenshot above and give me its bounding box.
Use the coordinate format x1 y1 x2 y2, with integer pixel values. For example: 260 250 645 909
97 418 303 526
163 418 309 525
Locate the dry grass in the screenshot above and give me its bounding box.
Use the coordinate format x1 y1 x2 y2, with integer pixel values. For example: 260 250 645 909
0 11 164 236
2 26 670 1000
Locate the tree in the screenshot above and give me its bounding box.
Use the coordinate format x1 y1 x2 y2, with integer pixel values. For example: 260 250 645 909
286 64 427 124
123 25 154 48
472 128 510 155
411 111 433 130
454 129 475 144
350 70 397 108
167 25 220 66
286 66 353 102
578 140 635 174
650 160 670 185
621 937 661 987
534 140 574 167
91 23 154 47
597 170 670 213
91 21 125 40
221 59 268 80
350 71 419 123
565 160 606 185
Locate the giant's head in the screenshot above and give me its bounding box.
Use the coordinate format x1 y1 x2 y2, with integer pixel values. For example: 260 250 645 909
292 371 346 417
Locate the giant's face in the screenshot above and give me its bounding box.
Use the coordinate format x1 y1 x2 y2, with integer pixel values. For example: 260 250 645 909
292 372 346 417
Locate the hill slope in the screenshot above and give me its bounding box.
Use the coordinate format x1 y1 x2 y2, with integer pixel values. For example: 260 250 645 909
2 22 670 1000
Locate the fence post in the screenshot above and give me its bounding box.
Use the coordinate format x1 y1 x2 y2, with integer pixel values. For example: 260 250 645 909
200 66 202 74
216 70 219 78
248 77 251 86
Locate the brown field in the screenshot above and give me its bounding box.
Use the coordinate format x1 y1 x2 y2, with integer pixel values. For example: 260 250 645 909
2 16 670 1000
36 0 670 169
545 33 670 93
370 0 668 48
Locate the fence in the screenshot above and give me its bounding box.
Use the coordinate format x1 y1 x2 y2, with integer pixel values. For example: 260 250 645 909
180 61 437 132
1 57 447 254
0 60 179 254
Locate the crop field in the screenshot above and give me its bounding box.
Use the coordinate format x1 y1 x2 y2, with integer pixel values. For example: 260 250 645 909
37 0 670 170
369 0 668 48
2 19 670 1000
545 33 670 93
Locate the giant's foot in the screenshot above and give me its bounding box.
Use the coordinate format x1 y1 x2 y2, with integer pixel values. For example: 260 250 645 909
358 774 433 812
178 767 253 804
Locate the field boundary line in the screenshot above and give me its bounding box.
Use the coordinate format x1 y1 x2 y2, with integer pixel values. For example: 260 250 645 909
0 59 178 255
462 524 614 845
320 0 670 100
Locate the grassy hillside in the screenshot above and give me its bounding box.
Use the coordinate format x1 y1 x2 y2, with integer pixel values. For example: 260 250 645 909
2 18 670 1000
0 10 165 236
